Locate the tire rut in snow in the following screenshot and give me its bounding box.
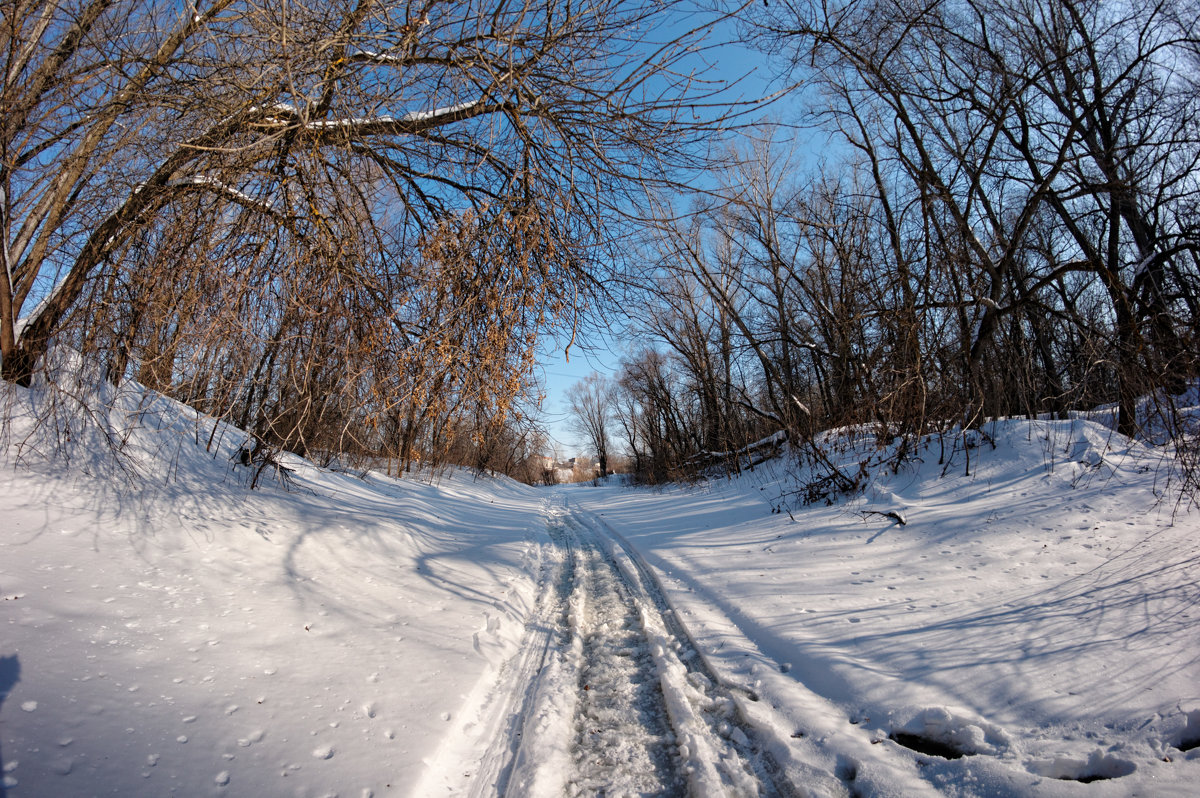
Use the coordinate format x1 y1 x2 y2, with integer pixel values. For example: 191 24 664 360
565 505 804 798
495 501 797 797
568 536 684 796
490 509 578 798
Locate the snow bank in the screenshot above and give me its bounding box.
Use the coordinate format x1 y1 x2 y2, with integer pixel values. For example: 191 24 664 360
572 416 1200 795
0 383 546 796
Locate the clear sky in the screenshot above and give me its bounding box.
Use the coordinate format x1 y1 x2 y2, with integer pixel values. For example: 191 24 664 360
533 4 792 458
537 328 627 456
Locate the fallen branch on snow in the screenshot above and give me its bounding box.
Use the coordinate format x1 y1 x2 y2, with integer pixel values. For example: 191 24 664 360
861 509 907 526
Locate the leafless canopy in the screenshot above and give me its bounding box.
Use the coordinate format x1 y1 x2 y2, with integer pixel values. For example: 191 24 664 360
612 0 1200 492
1 0 744 471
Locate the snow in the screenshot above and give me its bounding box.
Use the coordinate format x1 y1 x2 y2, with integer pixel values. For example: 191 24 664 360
302 100 483 132
168 176 276 214
0 385 544 796
570 419 1200 795
2 379 1200 796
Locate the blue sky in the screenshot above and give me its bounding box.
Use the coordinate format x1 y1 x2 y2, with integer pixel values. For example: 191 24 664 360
537 328 627 455
532 4 795 457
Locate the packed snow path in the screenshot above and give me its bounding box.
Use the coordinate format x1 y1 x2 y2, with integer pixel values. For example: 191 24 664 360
483 494 801 797
567 517 681 794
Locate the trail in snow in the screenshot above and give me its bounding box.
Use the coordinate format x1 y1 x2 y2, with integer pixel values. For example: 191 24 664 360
563 507 810 798
485 494 801 797
6 381 1200 797
568 520 683 796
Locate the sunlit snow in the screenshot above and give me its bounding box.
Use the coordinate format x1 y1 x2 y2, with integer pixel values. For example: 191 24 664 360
2 381 1199 796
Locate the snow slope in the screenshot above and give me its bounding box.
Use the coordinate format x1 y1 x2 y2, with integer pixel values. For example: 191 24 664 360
3 379 1200 796
0 384 546 797
570 419 1200 796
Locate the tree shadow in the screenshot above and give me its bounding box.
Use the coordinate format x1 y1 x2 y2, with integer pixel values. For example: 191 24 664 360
0 654 20 798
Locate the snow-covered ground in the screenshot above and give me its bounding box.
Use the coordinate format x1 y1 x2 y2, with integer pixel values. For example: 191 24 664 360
570 421 1200 796
2 382 1199 796
0 385 546 797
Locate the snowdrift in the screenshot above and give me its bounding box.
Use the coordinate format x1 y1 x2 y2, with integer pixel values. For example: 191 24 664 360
0 382 546 796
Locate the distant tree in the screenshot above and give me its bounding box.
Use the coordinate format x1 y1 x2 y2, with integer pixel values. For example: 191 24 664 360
749 0 1200 437
566 372 615 478
614 349 696 483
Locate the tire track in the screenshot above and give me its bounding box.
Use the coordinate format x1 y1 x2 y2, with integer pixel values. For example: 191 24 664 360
479 495 803 797
563 502 805 798
568 528 685 796
469 500 576 798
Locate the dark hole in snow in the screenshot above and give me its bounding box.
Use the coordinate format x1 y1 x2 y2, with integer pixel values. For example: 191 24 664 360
1176 736 1200 752
890 732 970 760
1048 756 1137 783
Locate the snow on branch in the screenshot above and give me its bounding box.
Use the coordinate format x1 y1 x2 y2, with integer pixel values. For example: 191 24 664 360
166 176 277 215
1132 250 1156 278
302 99 495 137
349 49 405 65
237 98 497 140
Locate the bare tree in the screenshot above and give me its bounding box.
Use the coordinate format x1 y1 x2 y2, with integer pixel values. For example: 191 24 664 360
749 0 1200 437
566 372 615 478
615 349 694 483
2 0 746 476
